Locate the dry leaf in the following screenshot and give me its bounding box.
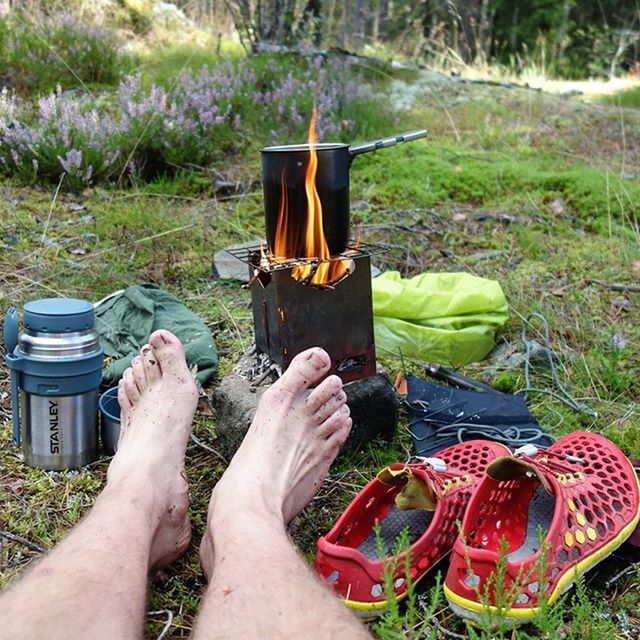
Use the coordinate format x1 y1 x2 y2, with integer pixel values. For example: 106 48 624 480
452 213 467 222
8 478 23 494
550 288 566 297
452 165 463 173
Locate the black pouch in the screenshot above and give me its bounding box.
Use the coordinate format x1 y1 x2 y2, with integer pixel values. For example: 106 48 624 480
406 374 554 457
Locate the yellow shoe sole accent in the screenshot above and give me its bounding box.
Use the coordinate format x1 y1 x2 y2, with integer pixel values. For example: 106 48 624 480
342 549 452 615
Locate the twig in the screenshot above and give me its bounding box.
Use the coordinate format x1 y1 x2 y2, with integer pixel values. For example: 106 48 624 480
430 614 467 639
0 531 46 554
589 278 640 293
192 370 216 414
8 221 199 298
40 172 66 246
148 609 173 640
190 433 228 465
113 47 198 189
605 563 640 589
217 298 247 351
436 147 496 163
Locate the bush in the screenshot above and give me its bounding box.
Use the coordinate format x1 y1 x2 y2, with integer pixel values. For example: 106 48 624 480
0 10 126 94
0 55 387 190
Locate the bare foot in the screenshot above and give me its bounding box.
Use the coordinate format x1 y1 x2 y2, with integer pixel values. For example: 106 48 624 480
106 330 198 569
200 347 352 578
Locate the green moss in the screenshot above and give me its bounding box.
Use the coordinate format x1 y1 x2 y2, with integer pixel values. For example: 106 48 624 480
352 144 640 225
600 86 640 109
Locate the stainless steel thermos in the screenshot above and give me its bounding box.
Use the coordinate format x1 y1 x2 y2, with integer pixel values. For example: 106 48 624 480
4 298 103 470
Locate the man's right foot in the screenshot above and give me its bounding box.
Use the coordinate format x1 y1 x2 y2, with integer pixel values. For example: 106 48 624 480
107 330 198 569
200 348 352 578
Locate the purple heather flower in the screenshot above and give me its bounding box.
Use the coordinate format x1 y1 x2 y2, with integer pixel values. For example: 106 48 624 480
58 149 83 174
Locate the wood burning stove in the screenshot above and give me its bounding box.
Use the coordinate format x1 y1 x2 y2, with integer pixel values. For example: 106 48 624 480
228 244 384 383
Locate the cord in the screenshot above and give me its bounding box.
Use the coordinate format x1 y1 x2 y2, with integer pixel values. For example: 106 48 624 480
516 312 598 418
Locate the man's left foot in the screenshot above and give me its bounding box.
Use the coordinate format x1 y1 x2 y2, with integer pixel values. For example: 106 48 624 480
107 330 198 569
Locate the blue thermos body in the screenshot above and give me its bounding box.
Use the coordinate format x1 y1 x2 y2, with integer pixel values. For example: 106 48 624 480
4 298 103 470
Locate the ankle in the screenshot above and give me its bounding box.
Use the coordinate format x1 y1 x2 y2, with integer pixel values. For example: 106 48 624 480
102 472 165 524
210 489 286 538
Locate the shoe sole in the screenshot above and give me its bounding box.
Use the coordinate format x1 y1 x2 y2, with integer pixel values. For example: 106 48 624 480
343 550 451 618
444 476 640 624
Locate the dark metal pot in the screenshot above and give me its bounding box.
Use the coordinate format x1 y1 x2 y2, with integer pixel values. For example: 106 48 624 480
261 130 427 257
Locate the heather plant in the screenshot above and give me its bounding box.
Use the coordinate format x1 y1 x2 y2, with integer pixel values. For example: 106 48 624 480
0 55 384 190
0 9 125 94
370 522 441 640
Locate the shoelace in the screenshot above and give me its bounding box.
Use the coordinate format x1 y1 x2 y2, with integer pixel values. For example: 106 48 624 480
411 457 469 493
514 444 586 478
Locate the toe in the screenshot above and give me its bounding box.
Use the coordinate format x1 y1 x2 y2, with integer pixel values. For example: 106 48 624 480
325 416 352 452
305 375 343 415
131 356 147 392
310 390 348 426
141 344 161 385
117 381 132 438
149 330 190 377
123 368 141 403
277 348 331 396
318 404 351 438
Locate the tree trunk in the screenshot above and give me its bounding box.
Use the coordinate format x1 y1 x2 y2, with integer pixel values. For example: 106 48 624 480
510 5 519 53
478 0 489 61
354 0 366 49
609 30 629 80
224 0 255 52
558 0 570 60
371 0 380 42
300 0 323 46
379 0 390 41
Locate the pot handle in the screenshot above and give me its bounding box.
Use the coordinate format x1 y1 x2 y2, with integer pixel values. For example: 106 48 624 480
348 129 427 162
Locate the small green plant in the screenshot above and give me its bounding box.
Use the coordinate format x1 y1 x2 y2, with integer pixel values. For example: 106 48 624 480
371 521 442 640
565 576 618 640
458 528 556 638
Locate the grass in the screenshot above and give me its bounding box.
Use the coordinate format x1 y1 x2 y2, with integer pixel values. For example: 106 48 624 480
133 38 245 88
1 45 640 639
600 86 640 109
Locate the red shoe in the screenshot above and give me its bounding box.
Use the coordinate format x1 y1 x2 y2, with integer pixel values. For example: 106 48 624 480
444 432 640 625
314 440 510 616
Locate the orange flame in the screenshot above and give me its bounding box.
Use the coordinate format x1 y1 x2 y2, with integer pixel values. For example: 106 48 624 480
259 240 269 270
289 107 348 286
273 168 290 258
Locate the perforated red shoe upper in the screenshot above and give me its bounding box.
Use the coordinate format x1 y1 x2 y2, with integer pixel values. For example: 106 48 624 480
444 432 640 619
314 440 510 610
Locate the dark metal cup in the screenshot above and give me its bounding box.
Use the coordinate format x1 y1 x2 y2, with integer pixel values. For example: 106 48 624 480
261 143 351 257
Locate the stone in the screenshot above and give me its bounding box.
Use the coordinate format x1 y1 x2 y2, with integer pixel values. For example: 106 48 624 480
213 353 397 460
212 240 261 283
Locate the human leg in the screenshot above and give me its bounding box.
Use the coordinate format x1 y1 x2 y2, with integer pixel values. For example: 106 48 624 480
193 348 372 640
0 330 197 640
